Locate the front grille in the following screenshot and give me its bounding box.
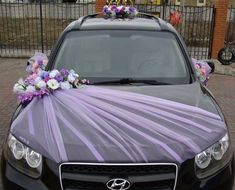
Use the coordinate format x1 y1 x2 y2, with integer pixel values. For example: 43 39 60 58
60 163 178 190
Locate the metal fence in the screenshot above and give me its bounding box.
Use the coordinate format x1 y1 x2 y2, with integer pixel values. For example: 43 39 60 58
0 1 95 56
0 1 215 59
136 4 215 59
226 6 235 42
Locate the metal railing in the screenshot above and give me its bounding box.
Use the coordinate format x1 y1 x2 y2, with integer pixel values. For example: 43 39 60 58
0 0 95 56
136 3 215 59
0 1 215 59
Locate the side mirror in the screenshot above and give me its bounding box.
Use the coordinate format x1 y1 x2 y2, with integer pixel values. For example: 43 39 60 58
203 60 215 74
192 58 214 86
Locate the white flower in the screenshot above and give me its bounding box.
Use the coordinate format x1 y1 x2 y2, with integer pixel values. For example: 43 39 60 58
47 79 59 90
26 85 36 93
125 7 130 14
34 76 42 84
117 5 124 11
13 83 25 93
36 80 46 89
49 70 60 78
60 81 72 90
18 78 25 85
111 10 116 17
68 70 79 83
67 74 76 83
69 69 79 77
43 59 48 66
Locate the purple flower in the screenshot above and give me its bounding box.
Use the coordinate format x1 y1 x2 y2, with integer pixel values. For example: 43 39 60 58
111 5 118 13
102 5 138 18
55 75 64 82
60 68 69 77
40 71 49 79
117 6 125 14
24 78 34 85
34 88 49 97
44 76 50 82
14 55 89 104
37 59 44 67
26 65 33 74
129 6 136 13
103 5 109 14
18 93 34 104
17 88 50 104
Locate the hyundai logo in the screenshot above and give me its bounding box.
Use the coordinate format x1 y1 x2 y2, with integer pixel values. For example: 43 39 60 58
106 178 131 190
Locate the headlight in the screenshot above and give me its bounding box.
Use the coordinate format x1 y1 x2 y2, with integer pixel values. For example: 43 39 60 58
195 149 212 169
195 133 231 178
4 133 42 178
8 135 25 160
26 148 42 168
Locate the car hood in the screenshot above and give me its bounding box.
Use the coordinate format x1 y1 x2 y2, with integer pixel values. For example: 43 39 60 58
11 83 227 164
105 82 219 115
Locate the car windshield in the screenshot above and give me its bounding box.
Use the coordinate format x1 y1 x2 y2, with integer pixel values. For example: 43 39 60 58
54 30 190 85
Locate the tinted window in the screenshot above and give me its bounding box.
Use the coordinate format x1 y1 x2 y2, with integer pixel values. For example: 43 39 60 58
54 30 190 84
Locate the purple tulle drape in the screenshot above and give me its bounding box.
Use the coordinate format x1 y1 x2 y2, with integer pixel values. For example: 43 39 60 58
11 86 227 164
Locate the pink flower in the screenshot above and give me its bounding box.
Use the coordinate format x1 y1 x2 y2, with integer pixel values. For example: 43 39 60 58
32 63 38 69
44 76 51 83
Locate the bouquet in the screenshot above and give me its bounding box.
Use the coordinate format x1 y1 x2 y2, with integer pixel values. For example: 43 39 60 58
13 53 89 104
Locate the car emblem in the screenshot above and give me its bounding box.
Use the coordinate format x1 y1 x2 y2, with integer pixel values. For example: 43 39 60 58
106 178 131 190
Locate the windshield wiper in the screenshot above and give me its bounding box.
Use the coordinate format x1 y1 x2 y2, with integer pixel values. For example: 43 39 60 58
92 78 171 85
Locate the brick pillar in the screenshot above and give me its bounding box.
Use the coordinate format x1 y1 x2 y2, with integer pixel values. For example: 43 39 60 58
211 0 229 59
96 0 106 13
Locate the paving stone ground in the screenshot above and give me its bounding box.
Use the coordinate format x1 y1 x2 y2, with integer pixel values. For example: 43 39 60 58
0 58 234 189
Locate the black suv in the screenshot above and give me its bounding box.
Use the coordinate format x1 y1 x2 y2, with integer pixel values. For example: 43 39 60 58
1 13 234 190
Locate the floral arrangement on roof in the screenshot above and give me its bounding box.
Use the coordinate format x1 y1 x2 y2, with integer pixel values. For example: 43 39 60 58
13 53 89 104
103 0 138 18
192 58 211 86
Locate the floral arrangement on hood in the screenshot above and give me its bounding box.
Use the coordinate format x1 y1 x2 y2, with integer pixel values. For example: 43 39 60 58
13 53 89 104
192 58 211 86
103 0 138 18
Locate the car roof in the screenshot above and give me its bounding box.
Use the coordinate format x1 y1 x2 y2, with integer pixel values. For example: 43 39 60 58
64 13 177 33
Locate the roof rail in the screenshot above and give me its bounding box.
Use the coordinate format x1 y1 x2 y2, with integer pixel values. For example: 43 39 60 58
138 12 169 30
137 12 161 25
73 11 169 31
137 12 169 30
73 12 103 29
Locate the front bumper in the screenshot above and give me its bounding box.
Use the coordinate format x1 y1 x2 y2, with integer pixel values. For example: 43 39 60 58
1 154 234 190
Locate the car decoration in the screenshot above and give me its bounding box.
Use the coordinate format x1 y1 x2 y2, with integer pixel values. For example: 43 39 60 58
13 53 89 104
102 0 138 18
13 53 212 104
